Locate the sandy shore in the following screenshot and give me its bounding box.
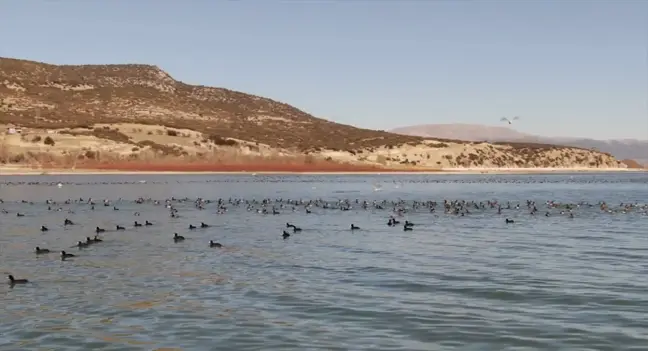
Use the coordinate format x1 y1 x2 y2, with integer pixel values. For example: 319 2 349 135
0 166 643 176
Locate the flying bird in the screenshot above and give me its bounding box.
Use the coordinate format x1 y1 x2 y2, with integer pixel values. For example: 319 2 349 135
500 116 520 125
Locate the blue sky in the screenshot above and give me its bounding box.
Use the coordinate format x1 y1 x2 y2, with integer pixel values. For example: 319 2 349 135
1 0 646 140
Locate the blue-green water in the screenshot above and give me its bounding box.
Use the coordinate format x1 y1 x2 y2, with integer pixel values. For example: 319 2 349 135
1 173 647 350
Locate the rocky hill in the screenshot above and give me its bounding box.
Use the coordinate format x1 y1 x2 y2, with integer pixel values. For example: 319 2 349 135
0 57 626 171
391 124 648 167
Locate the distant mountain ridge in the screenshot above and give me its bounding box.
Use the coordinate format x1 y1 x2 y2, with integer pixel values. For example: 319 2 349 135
390 124 648 165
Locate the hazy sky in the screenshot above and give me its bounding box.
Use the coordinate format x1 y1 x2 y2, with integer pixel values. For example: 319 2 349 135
1 1 646 140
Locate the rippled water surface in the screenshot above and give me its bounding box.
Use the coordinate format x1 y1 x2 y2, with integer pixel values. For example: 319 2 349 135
1 172 647 350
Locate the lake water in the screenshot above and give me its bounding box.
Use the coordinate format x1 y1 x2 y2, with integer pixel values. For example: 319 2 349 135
1 172 647 351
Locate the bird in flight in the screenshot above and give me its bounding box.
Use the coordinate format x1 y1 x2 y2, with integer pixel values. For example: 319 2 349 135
500 116 520 125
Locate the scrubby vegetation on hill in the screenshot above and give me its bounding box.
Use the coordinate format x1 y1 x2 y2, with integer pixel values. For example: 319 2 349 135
0 57 627 171
391 123 648 166
0 57 421 152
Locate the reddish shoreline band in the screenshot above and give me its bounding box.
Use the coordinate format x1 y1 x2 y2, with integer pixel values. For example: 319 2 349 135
29 160 438 173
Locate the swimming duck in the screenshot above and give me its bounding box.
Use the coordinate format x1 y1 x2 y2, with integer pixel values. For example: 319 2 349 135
8 275 28 284
35 247 50 254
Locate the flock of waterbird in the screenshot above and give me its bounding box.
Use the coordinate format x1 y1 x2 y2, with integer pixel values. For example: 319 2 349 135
1 174 642 189
3 189 646 286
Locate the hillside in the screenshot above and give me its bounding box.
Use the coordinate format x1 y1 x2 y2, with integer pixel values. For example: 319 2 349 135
551 138 648 166
0 57 627 172
392 124 648 167
0 57 418 152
